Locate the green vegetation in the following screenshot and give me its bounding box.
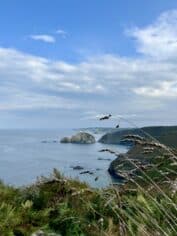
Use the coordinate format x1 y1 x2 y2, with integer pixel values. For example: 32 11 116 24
99 126 177 148
109 143 177 184
0 165 177 236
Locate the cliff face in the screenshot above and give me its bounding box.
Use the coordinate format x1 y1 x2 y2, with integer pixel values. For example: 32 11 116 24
99 126 177 148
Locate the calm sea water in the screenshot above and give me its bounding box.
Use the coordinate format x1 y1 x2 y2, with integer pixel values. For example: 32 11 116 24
0 129 128 188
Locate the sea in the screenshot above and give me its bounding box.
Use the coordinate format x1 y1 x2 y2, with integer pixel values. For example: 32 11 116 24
0 129 128 188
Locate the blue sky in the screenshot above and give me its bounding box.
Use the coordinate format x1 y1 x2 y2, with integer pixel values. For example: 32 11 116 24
0 0 177 128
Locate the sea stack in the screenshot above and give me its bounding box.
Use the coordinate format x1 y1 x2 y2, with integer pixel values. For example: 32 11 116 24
60 132 96 144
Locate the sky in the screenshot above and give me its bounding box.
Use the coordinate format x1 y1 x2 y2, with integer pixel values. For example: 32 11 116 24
0 0 177 129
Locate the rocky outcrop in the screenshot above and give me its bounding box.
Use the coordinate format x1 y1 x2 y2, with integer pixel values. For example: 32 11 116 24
60 137 71 143
71 165 84 170
60 132 96 144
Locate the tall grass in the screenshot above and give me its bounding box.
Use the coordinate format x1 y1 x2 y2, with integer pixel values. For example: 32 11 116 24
0 167 176 235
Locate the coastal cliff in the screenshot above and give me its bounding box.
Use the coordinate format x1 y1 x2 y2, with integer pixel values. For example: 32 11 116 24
103 126 177 185
99 125 177 148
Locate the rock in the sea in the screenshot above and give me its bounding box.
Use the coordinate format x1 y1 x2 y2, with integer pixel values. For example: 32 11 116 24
60 137 71 143
97 157 111 161
60 132 96 144
71 165 84 170
41 140 48 143
80 170 94 175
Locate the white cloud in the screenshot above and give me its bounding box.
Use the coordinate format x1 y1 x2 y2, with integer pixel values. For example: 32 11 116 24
1 45 176 118
1 9 177 127
0 92 78 111
134 81 177 98
0 47 110 112
56 29 68 38
128 9 177 60
30 34 56 43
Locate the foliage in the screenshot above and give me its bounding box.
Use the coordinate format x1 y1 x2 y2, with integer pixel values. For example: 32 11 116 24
0 165 176 236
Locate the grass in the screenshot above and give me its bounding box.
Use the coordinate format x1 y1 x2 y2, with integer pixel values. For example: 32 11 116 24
0 165 177 236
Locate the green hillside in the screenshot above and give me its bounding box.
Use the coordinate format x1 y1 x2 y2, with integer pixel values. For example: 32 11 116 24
0 168 177 236
99 126 177 148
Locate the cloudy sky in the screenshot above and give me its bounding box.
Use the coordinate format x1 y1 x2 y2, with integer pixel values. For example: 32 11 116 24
0 0 177 129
